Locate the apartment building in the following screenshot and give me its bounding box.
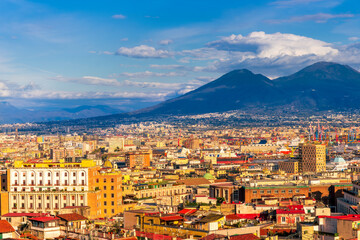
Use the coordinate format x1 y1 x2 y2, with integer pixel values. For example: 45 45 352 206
88 165 123 219
299 143 326 173
4 159 95 215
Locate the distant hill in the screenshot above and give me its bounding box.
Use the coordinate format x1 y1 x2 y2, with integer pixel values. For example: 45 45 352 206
0 104 122 124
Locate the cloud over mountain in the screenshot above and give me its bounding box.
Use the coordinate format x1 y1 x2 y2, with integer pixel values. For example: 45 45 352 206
115 45 174 58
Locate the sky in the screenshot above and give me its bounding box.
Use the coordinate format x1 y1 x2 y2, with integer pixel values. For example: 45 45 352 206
1 0 360 111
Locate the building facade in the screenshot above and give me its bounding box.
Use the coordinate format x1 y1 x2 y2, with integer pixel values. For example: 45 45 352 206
299 143 326 173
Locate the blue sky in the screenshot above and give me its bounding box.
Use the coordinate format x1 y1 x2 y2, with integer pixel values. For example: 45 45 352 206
0 0 360 111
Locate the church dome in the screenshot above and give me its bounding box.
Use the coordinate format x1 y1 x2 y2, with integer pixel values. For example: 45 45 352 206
332 156 346 163
203 173 215 180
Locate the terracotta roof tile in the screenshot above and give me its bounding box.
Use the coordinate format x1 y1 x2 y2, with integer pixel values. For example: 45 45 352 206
0 220 15 233
57 213 87 221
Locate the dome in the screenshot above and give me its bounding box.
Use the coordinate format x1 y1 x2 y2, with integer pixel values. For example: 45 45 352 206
332 156 346 163
203 173 215 180
103 160 113 168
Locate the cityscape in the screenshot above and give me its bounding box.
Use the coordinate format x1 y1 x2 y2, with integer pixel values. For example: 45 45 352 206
1 0 360 240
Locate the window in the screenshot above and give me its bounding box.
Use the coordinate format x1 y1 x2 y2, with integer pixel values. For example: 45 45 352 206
104 201 107 206
274 190 279 194
111 201 114 206
103 179 106 183
252 190 257 194
73 173 76 177
48 172 51 177
296 189 300 193
72 196 75 200
260 190 264 194
104 186 107 190
63 196 67 200
81 172 85 177
111 178 114 183
104 194 107 198
267 190 271 194
56 172 59 177
289 190 293 193
111 193 114 198
281 190 286 193
281 217 286 223
96 179 99 183
111 186 114 190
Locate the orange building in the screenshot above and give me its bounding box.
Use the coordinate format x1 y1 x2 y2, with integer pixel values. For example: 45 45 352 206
88 165 123 219
125 150 152 169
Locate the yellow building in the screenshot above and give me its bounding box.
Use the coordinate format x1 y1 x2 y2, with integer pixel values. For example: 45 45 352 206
278 161 299 174
88 165 123 219
299 143 326 173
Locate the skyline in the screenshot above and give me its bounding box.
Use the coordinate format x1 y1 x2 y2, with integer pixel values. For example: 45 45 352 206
1 0 360 111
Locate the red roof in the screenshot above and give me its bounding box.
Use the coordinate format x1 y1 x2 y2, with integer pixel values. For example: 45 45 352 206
30 216 59 222
178 209 197 215
230 234 260 240
200 234 226 240
160 215 184 221
287 205 304 211
276 209 305 215
57 213 87 221
0 220 15 233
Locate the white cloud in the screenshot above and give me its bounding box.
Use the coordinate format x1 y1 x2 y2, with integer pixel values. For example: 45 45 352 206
16 90 173 100
52 75 120 86
115 45 174 58
267 13 354 24
159 39 173 45
118 71 184 78
122 80 184 89
349 37 359 41
207 32 338 58
174 31 357 76
150 64 190 70
112 14 126 19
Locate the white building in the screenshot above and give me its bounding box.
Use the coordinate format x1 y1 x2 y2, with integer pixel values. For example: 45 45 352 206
327 156 348 171
337 182 360 214
8 167 89 215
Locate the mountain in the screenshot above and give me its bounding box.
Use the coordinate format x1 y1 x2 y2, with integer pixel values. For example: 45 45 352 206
128 61 360 116
0 103 122 124
134 69 283 115
273 62 360 110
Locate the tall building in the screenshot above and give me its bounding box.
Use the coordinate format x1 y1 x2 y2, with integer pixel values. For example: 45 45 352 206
299 143 326 173
88 164 123 219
